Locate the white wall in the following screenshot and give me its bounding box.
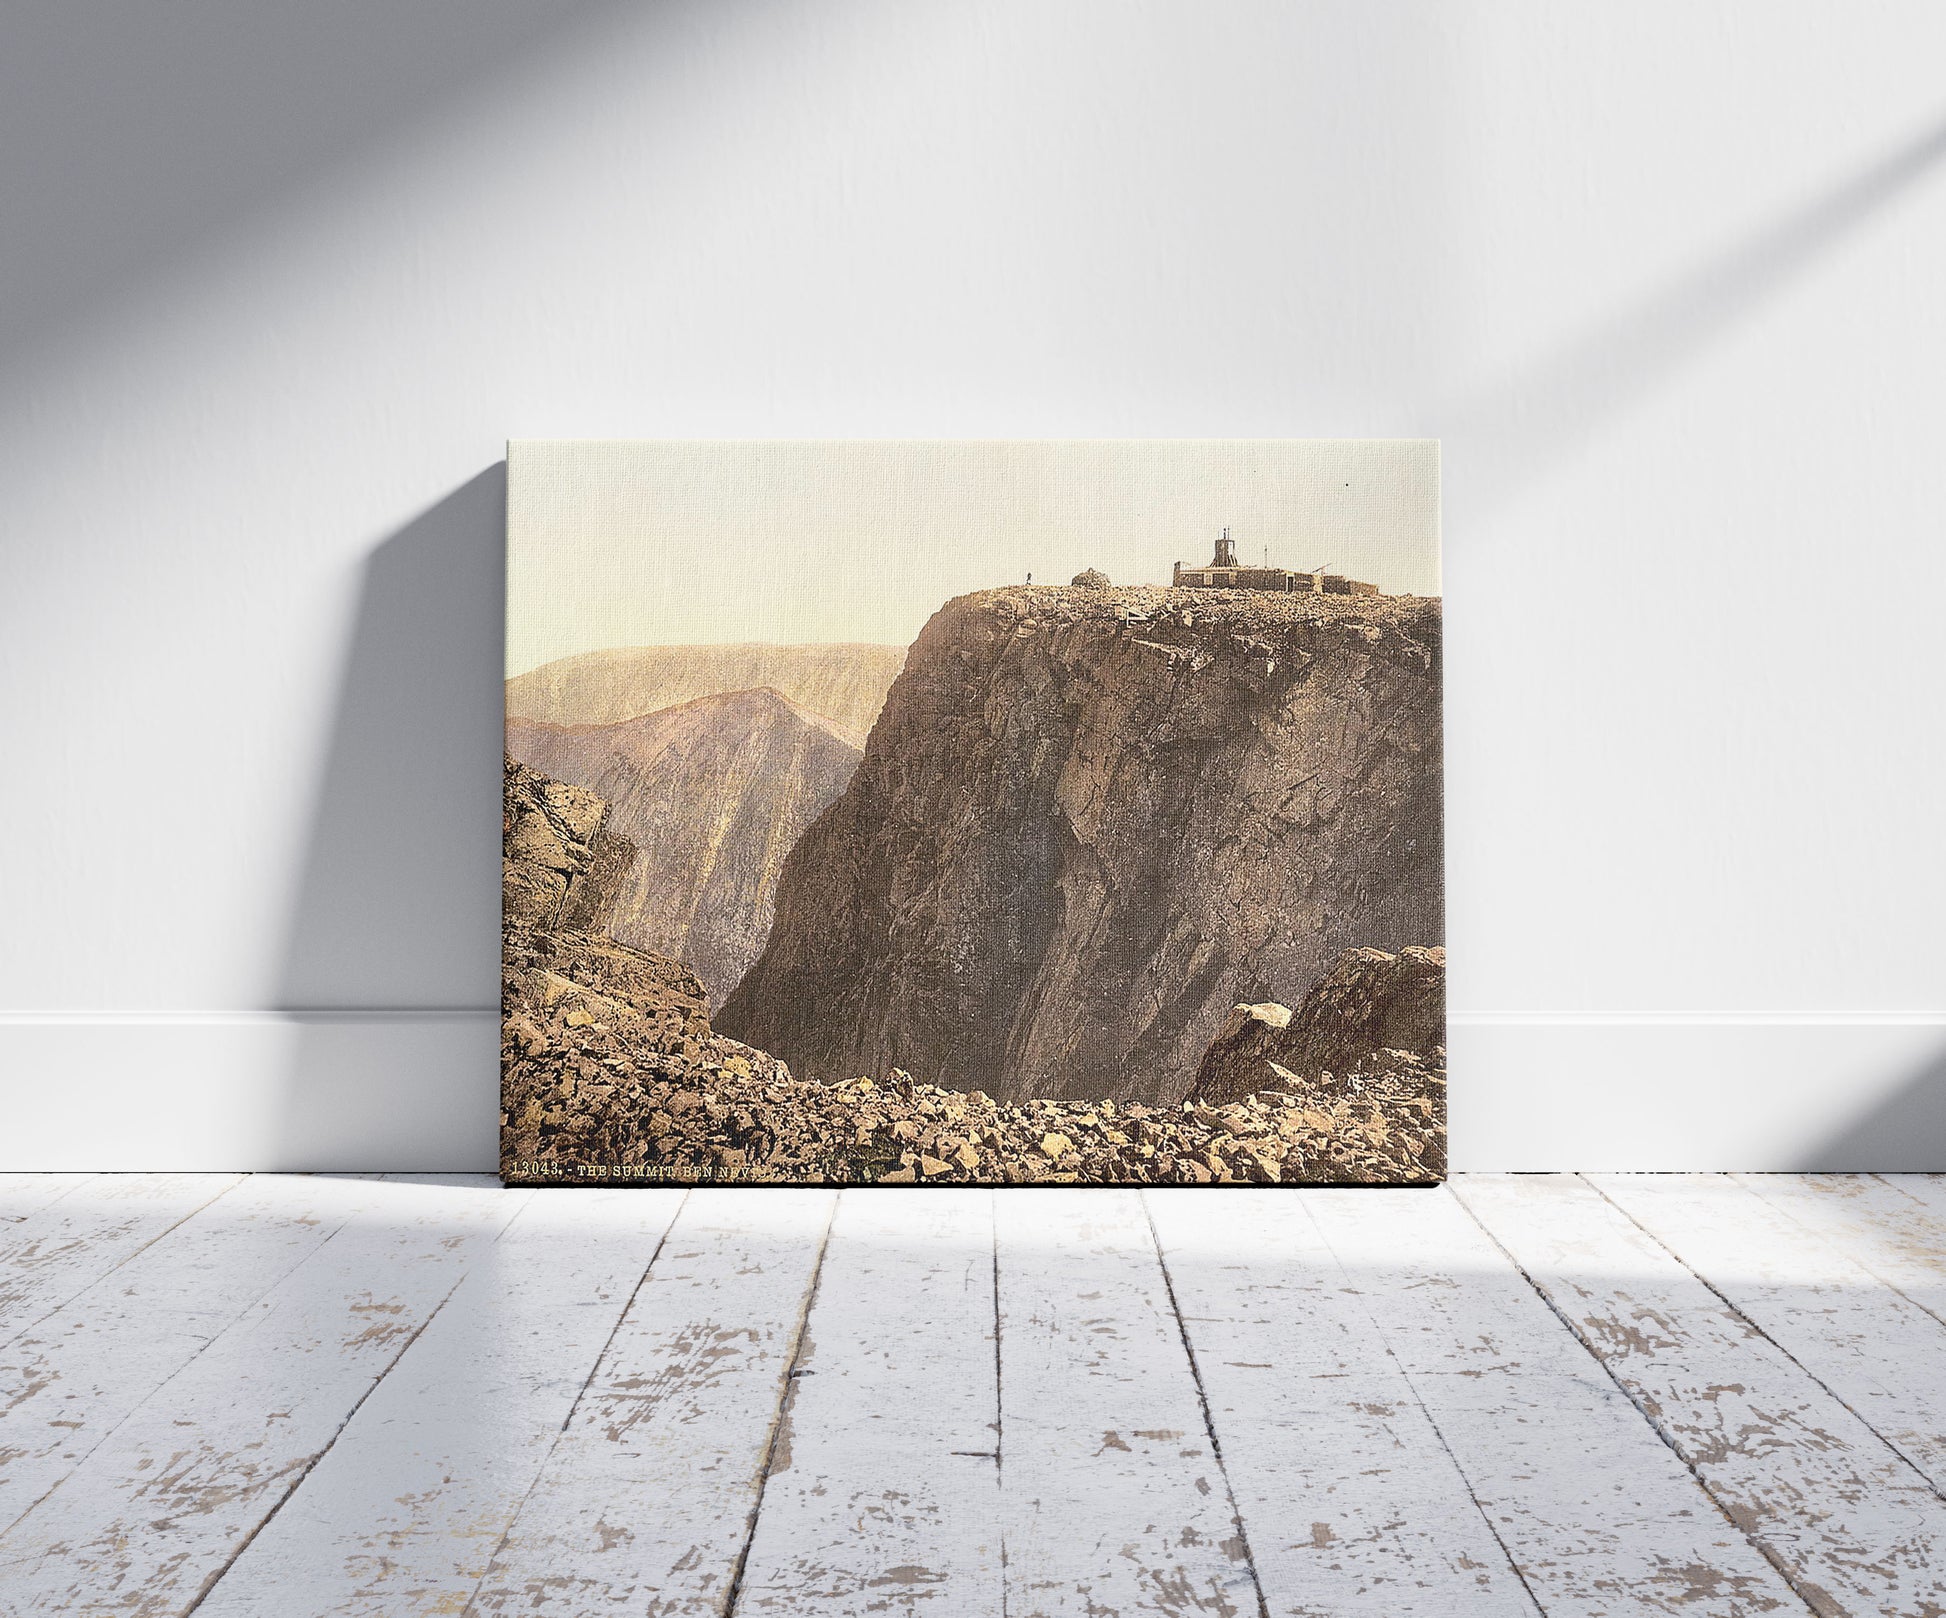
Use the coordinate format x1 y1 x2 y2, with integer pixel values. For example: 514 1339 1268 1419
5 1 1942 1171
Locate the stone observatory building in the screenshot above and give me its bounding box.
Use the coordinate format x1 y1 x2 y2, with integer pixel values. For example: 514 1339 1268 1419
1173 528 1378 595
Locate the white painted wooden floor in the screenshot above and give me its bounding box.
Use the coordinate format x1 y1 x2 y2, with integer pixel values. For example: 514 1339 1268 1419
1 1176 1943 1615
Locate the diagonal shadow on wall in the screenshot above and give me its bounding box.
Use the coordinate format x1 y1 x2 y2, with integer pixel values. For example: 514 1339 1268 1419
1793 1041 1946 1172
0 0 653 378
1444 110 1946 518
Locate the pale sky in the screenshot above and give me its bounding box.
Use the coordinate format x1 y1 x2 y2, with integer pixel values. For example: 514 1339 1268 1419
507 439 1440 678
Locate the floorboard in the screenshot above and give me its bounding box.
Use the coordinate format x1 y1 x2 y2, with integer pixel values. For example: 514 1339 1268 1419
1735 1175 1946 1327
194 1187 687 1617
1148 1188 1539 1616
0 1173 96 1223
465 1187 836 1615
731 1189 1003 1616
1460 1174 1946 1616
1593 1173 1946 1498
0 1175 523 1615
0 1173 1941 1618
0 1174 400 1536
1312 1186 1807 1616
994 1188 1262 1618
0 1173 244 1347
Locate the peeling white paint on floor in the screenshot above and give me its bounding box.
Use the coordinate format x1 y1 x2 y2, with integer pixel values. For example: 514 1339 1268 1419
0 1173 1940 1615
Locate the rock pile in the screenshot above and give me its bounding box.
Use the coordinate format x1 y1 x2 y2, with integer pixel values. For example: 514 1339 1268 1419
501 922 796 1176
505 1028 1442 1186
502 753 789 1175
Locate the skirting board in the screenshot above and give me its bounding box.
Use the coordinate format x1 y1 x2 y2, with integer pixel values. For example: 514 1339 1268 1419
1449 1016 1946 1172
0 1014 1941 1172
0 1014 500 1174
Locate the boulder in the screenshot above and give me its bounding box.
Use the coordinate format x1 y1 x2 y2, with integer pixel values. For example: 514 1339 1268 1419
1282 946 1445 1082
1189 1001 1294 1107
1187 946 1445 1105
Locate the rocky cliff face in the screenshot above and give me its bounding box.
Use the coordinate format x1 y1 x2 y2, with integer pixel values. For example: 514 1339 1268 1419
719 584 1443 1104
507 688 863 1007
501 756 636 932
506 643 907 746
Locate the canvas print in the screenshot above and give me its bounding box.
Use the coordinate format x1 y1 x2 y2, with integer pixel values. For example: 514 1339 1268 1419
502 440 1444 1185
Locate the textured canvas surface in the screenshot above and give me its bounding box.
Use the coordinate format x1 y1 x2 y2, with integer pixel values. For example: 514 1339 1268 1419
502 440 1444 1185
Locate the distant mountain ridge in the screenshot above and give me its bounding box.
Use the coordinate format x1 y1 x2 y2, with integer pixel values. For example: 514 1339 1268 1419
506 642 907 745
506 686 864 1006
